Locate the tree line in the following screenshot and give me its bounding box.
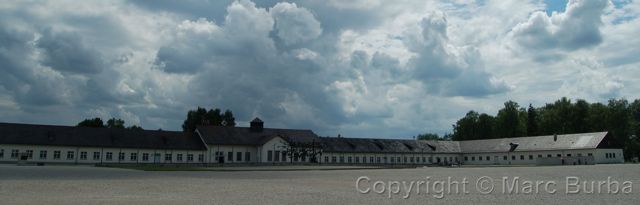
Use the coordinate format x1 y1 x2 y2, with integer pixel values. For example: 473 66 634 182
77 117 143 130
449 97 640 160
76 106 237 132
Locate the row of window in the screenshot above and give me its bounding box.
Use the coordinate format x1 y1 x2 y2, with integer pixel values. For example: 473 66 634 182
465 153 595 162
605 153 617 159
266 150 306 162
322 155 457 164
215 151 251 162
2 149 204 162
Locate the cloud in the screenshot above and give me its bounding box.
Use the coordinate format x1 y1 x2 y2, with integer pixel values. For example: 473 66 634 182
0 0 638 139
37 29 107 74
270 2 322 46
510 0 609 54
405 12 510 97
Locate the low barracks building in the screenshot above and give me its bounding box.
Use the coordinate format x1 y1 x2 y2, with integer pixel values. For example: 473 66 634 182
0 118 625 165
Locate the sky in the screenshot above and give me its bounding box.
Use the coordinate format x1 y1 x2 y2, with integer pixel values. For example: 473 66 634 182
0 0 639 139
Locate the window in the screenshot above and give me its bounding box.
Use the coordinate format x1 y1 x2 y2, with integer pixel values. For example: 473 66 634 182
377 157 381 163
236 152 242 161
410 157 414 163
164 153 171 161
478 156 482 161
422 157 426 162
105 152 112 161
557 154 561 157
66 151 74 160
520 155 524 160
274 151 280 162
503 156 507 160
511 155 516 160
39 150 47 159
54 151 61 160
390 157 395 163
370 157 374 163
142 153 149 161
26 150 33 159
282 152 287 162
267 151 273 161
244 152 250 162
93 152 100 160
198 154 204 162
187 154 194 162
11 149 19 159
119 152 126 161
588 153 593 156
428 157 432 163
227 152 233 161
130 153 137 161
324 156 329 163
339 156 344 163
154 153 160 161
613 153 616 158
486 156 490 161
529 155 533 160
355 156 360 163
177 154 183 161
567 154 572 157
0 149 3 158
403 157 407 163
538 154 542 158
80 152 87 160
347 156 352 163
331 156 337 163
547 154 552 158
471 156 475 161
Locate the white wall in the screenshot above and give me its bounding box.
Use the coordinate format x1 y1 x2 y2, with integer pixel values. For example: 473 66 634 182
461 149 608 165
0 144 206 164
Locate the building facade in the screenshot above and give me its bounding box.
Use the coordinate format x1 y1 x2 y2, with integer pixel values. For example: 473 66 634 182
0 118 625 165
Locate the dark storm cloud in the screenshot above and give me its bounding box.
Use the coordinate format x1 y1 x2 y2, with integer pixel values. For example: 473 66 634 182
37 29 107 74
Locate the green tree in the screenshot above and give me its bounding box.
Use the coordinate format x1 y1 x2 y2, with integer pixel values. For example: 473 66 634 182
106 118 125 129
526 104 539 136
494 101 524 138
416 133 440 140
77 118 105 127
452 111 479 140
477 113 495 139
182 107 236 132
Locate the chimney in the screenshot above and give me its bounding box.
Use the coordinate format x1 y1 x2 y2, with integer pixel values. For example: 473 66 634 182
250 118 264 132
554 134 557 142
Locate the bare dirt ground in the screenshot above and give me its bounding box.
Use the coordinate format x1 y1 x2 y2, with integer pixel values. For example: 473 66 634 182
0 164 638 204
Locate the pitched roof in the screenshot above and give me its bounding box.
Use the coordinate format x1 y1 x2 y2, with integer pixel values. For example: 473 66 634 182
0 122 207 150
320 137 461 153
458 132 609 153
196 126 320 145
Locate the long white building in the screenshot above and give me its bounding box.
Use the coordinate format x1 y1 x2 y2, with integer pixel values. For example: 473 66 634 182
0 118 625 165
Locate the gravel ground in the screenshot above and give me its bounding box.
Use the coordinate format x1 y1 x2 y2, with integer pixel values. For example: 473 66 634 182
0 164 638 205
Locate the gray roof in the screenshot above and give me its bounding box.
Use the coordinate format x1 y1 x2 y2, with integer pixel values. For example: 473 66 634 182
320 137 461 154
196 126 321 145
0 122 207 150
458 132 609 153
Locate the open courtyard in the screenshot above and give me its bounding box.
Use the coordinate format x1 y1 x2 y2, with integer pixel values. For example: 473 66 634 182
0 164 638 204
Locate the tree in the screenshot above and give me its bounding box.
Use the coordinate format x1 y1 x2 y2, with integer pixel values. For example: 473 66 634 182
182 107 236 132
106 118 125 129
128 125 144 130
452 111 479 140
526 104 539 136
77 118 105 127
477 113 495 139
494 101 524 138
416 133 441 140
